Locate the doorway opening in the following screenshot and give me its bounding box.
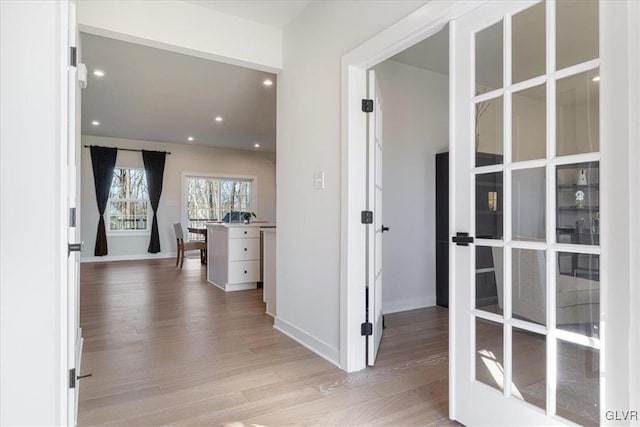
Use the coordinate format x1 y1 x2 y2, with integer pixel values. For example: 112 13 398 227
350 24 454 423
364 24 450 369
75 31 278 423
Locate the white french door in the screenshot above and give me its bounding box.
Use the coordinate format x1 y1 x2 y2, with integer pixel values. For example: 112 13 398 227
451 1 603 425
66 1 82 424
366 70 384 366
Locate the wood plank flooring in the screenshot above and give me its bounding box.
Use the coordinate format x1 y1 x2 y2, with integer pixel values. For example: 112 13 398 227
79 258 453 426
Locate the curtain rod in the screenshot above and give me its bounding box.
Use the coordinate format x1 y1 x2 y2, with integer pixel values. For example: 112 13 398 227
83 145 171 155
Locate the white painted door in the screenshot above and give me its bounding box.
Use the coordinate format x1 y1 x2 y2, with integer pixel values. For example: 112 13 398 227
367 70 383 366
66 1 83 424
451 1 602 425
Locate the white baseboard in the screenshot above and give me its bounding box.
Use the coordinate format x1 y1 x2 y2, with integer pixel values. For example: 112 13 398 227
274 317 340 368
81 252 177 263
207 280 256 292
383 295 437 315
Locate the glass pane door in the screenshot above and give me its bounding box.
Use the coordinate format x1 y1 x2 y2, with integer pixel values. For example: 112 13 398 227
470 1 601 424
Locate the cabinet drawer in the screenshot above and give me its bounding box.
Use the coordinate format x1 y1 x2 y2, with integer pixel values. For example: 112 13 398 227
228 238 260 261
228 260 260 284
228 227 260 239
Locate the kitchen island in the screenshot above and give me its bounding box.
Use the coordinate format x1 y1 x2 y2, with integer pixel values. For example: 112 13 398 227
206 222 275 292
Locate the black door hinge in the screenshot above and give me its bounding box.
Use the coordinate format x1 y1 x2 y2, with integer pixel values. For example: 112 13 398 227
452 232 474 246
361 99 373 113
70 46 77 67
68 243 82 255
69 207 76 228
361 322 373 336
361 210 373 224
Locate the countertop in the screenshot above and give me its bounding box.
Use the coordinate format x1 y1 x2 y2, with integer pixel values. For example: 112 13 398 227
205 222 276 228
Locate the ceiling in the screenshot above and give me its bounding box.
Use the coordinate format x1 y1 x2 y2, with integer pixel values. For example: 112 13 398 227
81 33 277 152
187 0 312 28
390 25 449 75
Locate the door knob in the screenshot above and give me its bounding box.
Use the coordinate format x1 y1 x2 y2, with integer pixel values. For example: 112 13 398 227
381 225 390 233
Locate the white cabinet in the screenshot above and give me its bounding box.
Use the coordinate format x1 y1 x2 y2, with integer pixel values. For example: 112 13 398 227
207 223 272 292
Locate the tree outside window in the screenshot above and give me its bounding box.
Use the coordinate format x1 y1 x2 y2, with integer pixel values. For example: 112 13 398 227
186 176 252 228
108 168 149 231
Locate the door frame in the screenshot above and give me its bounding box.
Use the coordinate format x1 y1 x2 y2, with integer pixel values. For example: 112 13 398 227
339 0 639 422
340 0 483 375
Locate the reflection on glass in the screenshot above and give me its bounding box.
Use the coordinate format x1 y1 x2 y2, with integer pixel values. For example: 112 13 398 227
512 249 546 325
557 340 599 426
557 253 599 338
556 0 599 70
476 97 503 166
476 21 503 94
512 2 546 83
512 328 546 409
513 167 545 241
476 318 504 391
556 162 600 246
513 85 546 162
556 69 600 156
476 172 503 239
476 246 503 315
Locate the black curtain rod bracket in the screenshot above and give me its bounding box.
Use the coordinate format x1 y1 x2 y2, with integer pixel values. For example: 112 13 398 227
83 145 171 155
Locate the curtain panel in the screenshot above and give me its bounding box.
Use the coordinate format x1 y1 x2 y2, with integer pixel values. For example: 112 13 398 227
90 146 118 256
142 150 166 253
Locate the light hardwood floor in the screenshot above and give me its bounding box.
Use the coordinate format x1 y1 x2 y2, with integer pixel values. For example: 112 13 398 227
79 258 454 426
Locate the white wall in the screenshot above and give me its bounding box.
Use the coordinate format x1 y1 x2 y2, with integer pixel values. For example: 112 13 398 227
77 0 282 73
276 1 427 365
372 60 448 314
0 2 65 424
81 135 276 261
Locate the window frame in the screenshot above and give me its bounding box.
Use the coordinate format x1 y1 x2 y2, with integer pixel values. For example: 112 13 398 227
181 172 258 229
106 167 151 236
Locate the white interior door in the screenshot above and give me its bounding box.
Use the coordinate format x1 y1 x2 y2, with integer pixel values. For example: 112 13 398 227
66 1 83 423
451 1 602 425
367 70 383 366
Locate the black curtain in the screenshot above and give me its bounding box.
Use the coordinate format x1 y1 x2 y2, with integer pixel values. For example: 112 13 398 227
90 146 118 256
142 150 166 253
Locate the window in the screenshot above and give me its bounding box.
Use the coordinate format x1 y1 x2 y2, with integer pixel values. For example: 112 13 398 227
108 168 149 232
185 176 253 227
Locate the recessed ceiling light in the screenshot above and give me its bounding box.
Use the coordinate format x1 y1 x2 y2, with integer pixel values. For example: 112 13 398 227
93 70 105 77
263 79 273 87
188 136 194 141
215 116 223 122
91 120 100 126
592 75 600 82
254 143 260 148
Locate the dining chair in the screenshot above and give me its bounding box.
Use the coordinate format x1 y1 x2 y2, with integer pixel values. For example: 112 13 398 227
173 223 206 268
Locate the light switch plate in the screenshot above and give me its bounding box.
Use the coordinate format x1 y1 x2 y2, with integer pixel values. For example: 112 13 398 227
314 171 325 190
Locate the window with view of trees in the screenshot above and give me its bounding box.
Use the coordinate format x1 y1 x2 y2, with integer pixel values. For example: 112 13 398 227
108 168 149 231
186 176 252 227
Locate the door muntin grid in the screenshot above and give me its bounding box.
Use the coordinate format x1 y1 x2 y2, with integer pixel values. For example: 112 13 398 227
471 1 601 423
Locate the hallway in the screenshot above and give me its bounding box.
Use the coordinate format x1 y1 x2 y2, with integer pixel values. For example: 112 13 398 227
79 258 452 425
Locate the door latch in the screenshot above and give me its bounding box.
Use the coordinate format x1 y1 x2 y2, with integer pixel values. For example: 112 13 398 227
452 232 474 246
